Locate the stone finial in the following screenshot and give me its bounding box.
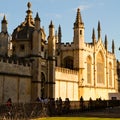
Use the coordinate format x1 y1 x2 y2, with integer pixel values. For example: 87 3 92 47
27 2 31 9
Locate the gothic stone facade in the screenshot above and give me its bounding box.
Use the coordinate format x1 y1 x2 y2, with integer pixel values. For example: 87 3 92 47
0 2 118 103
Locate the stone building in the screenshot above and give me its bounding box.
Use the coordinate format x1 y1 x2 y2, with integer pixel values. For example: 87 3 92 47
117 61 120 92
0 2 118 103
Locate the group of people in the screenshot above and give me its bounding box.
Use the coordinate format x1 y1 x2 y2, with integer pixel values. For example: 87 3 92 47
36 97 49 104
35 96 70 115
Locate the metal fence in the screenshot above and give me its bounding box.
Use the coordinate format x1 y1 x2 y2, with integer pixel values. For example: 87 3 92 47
0 102 45 120
0 100 120 119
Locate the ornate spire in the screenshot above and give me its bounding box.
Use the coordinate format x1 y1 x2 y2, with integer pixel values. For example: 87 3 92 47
74 8 84 28
34 12 40 30
1 15 8 33
97 21 101 39
25 2 34 26
49 20 54 28
35 12 40 21
58 25 61 36
58 25 62 43
112 40 115 53
104 35 108 50
92 28 96 44
76 8 82 23
2 15 7 24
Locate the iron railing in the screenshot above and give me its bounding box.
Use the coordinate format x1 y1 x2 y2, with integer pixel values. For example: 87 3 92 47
0 100 120 119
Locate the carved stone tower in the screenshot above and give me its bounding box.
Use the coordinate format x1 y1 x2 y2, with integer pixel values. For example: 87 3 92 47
47 21 56 98
73 8 85 70
73 8 85 98
31 12 42 100
73 8 84 48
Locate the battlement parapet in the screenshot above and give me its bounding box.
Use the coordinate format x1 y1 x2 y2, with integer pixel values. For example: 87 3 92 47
85 43 93 48
62 42 74 47
57 42 74 50
0 57 31 76
0 57 31 66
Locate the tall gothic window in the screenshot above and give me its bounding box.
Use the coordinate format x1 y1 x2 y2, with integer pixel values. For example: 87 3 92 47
109 62 112 86
41 72 46 98
87 56 92 84
63 56 73 69
97 52 104 84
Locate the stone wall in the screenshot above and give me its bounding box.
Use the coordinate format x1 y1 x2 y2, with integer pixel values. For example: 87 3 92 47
0 60 32 103
0 59 31 76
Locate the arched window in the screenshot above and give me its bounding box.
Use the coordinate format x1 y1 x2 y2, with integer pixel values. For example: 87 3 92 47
87 56 92 84
80 30 82 35
109 62 112 86
63 56 73 69
97 51 104 84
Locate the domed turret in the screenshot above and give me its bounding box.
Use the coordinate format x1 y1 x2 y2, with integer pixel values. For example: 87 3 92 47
12 2 34 40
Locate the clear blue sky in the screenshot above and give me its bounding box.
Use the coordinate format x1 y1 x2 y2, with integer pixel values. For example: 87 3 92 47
0 0 120 60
